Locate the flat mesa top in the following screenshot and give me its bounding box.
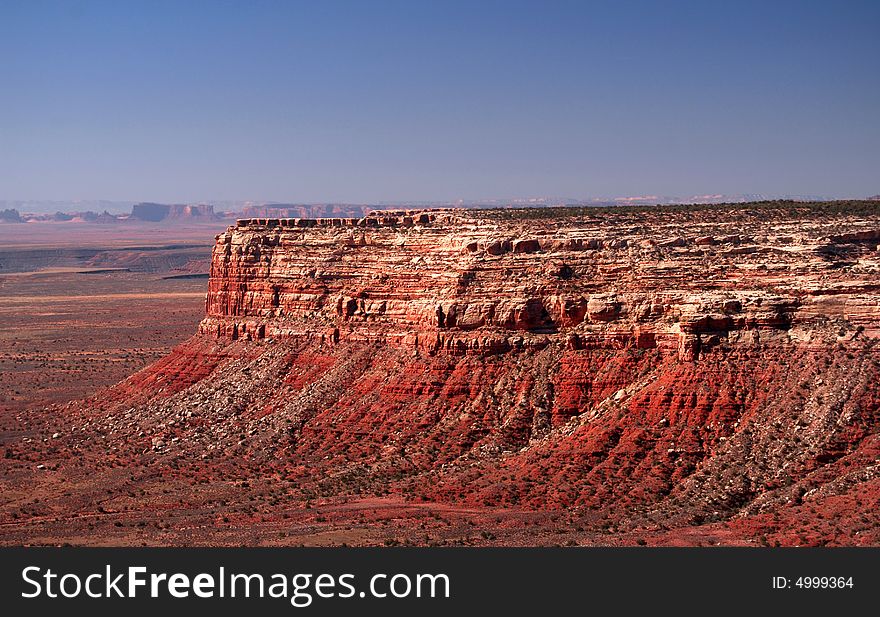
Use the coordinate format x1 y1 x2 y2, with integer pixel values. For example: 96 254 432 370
235 211 446 229
232 200 880 232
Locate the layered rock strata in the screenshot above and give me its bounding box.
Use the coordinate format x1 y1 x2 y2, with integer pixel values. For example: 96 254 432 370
200 207 880 362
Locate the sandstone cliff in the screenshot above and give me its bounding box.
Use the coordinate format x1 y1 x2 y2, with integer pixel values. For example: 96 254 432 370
200 206 880 360
3 202 879 546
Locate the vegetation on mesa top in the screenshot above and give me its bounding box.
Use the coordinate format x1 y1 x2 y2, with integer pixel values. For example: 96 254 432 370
473 200 880 221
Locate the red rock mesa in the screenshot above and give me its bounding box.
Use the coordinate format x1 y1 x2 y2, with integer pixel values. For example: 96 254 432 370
3 202 879 546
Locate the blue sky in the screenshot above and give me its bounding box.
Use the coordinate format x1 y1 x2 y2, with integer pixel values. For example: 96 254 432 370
1 0 878 202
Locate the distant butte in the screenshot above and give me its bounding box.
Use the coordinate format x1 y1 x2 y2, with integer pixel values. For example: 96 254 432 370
129 202 218 222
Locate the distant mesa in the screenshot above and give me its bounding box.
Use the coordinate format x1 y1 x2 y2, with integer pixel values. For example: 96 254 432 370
130 202 218 222
239 203 373 219
0 208 23 223
12 209 121 223
1 202 374 225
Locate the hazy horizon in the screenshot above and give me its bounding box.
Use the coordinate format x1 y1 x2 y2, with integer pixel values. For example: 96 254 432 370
1 192 856 216
2 1 878 203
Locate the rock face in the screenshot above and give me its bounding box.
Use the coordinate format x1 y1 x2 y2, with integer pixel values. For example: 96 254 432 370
4 202 880 546
199 207 880 361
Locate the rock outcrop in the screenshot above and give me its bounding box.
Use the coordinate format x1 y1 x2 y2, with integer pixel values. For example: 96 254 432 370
3 201 880 546
199 206 880 363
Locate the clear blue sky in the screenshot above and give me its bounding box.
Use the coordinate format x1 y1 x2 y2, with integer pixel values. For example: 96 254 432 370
1 0 878 203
